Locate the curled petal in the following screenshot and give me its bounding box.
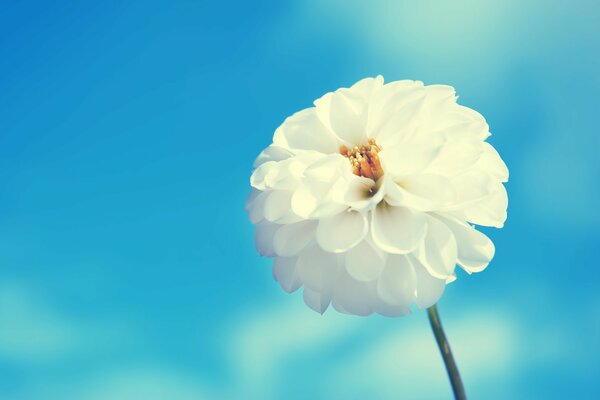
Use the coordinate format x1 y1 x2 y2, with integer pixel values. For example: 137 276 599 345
415 215 458 279
439 216 495 273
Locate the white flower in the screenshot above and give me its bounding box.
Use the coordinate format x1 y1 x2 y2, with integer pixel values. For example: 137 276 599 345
246 76 508 317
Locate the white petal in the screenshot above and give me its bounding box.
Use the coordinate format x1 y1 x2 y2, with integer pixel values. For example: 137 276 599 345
385 174 456 211
439 216 495 273
371 203 427 254
248 190 269 224
250 161 278 190
343 175 384 211
345 239 386 281
315 89 368 146
253 145 293 168
413 258 446 308
303 153 349 182
477 142 509 182
378 141 444 177
460 184 508 228
447 170 495 209
376 254 417 307
331 271 374 316
367 81 425 140
316 210 368 253
272 220 318 257
263 190 301 224
415 216 458 279
273 256 301 293
296 245 339 291
303 287 331 314
349 76 384 99
374 300 411 317
254 222 279 257
273 108 338 154
374 95 426 147
426 139 484 177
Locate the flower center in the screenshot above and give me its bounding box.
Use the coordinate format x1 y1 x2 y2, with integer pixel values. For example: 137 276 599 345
340 138 384 181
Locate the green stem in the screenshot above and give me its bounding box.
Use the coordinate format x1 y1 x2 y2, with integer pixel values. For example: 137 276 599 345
427 304 466 400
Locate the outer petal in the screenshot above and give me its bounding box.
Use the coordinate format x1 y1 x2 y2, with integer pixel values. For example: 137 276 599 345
476 142 509 182
263 190 301 224
316 210 368 253
413 258 446 308
253 145 293 168
460 184 508 228
272 220 318 257
303 287 331 314
273 108 339 154
254 221 279 257
296 245 339 292
331 271 375 316
272 256 301 293
439 216 495 273
415 215 458 279
345 239 386 282
371 203 427 254
376 254 417 307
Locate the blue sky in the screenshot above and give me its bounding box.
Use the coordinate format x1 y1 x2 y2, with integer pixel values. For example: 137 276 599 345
0 1 598 399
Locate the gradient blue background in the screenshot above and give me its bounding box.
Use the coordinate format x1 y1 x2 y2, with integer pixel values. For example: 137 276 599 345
1 1 598 399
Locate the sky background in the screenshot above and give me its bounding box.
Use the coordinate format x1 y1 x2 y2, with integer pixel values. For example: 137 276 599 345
0 1 599 399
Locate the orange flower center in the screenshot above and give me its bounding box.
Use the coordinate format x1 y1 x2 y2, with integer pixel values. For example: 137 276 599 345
340 138 384 181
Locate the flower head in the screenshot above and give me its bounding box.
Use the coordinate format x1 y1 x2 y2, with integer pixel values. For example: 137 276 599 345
247 76 508 316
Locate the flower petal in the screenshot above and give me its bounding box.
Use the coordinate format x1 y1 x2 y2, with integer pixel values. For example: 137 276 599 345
343 175 384 211
371 204 427 254
253 145 293 168
415 216 458 279
303 287 331 314
376 254 417 307
272 256 301 293
273 108 338 154
378 141 444 177
385 174 456 211
460 184 508 228
331 271 374 316
296 245 340 292
272 220 318 257
254 221 279 257
316 210 368 253
345 239 386 282
439 216 495 273
477 142 509 182
413 258 446 308
315 89 368 146
263 190 301 224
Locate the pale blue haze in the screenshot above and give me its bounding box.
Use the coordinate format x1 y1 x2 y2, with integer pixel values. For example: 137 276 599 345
0 1 599 399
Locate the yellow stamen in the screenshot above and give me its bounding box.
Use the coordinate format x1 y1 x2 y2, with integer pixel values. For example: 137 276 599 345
340 138 384 180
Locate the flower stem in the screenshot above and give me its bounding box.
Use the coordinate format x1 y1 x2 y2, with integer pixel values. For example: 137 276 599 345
427 304 466 400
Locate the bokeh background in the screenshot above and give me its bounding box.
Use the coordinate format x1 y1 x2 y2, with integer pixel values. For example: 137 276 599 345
1 1 599 399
